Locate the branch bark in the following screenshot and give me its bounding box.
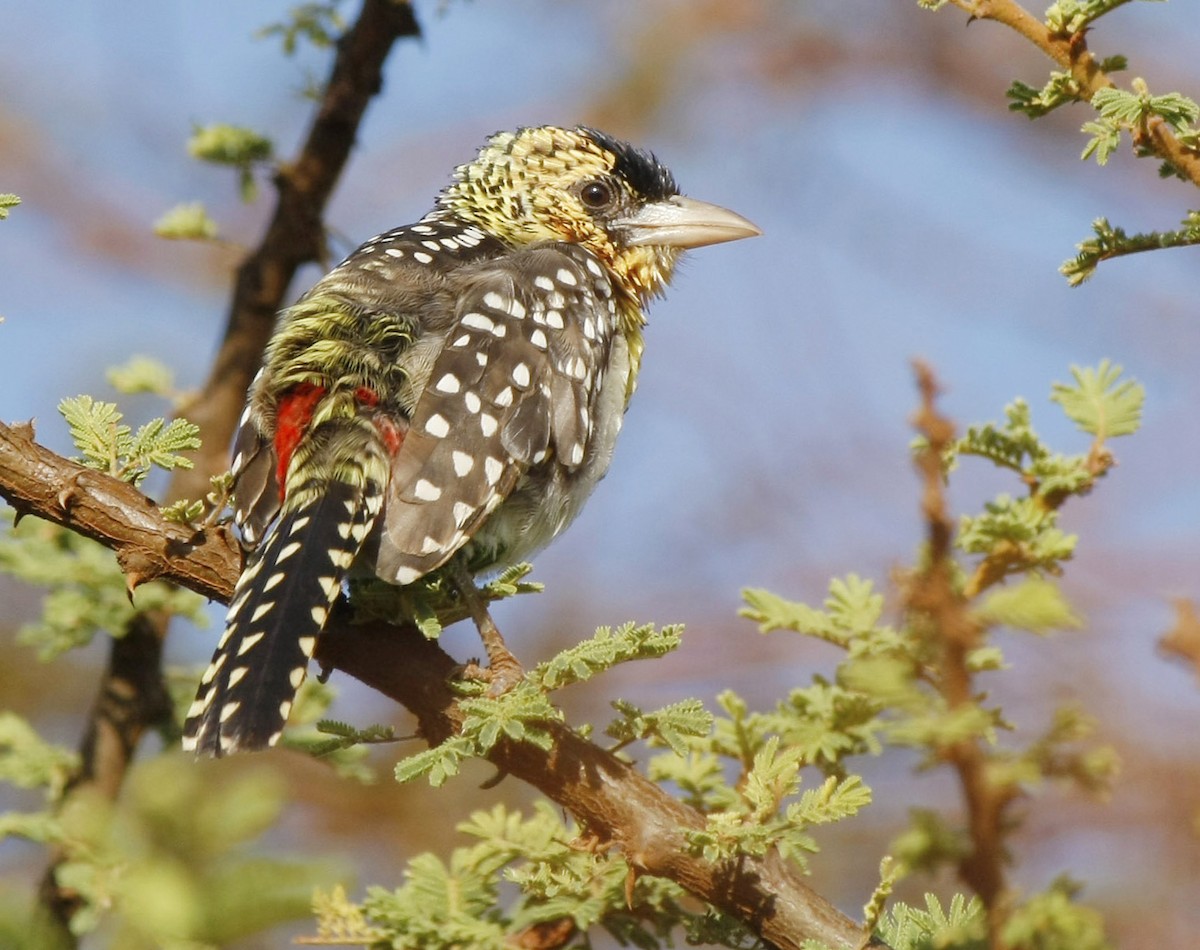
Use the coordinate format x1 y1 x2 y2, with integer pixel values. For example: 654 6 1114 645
0 416 885 950
908 362 1014 948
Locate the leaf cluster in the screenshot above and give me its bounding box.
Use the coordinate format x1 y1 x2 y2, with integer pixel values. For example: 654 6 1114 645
0 511 206 659
940 362 1142 585
391 623 682 787
876 894 986 950
1043 0 1153 36
256 2 347 55
186 123 274 202
378 614 879 946
1082 83 1198 166
154 202 220 242
742 368 1130 944
317 801 763 950
1 739 335 946
58 395 200 487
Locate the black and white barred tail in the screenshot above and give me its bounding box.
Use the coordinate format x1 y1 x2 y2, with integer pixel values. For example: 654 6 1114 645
182 479 381 755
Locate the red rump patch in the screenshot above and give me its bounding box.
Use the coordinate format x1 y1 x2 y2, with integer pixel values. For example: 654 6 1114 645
356 387 405 456
374 416 405 456
274 382 327 500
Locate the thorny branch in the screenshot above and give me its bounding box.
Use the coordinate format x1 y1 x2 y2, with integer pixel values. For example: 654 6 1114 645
949 0 1200 187
31 0 423 938
0 417 885 950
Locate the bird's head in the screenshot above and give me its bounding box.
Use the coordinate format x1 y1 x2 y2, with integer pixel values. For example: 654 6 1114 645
436 125 761 304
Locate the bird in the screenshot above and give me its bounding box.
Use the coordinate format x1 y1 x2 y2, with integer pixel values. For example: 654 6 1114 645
182 125 761 755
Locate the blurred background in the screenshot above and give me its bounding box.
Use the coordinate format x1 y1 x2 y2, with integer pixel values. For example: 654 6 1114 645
1 0 1198 946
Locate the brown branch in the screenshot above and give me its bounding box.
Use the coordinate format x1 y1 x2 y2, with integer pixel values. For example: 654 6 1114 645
0 420 240 602
0 418 886 950
907 362 1015 948
29 1 422 939
949 0 1200 188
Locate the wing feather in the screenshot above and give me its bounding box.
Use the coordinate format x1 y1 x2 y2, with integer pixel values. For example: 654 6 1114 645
375 245 617 584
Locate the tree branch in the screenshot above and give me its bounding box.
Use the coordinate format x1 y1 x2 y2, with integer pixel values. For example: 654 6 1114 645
908 362 1014 947
950 0 1200 187
0 416 885 950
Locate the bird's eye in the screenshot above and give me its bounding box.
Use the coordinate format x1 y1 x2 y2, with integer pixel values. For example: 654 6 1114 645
579 180 613 210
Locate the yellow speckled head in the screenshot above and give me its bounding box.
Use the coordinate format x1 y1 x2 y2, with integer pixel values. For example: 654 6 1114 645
436 126 692 305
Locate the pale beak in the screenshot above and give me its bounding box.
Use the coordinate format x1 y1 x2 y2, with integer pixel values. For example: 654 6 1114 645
614 194 762 249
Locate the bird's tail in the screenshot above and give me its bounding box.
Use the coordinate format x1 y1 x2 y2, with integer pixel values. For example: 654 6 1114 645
183 419 388 755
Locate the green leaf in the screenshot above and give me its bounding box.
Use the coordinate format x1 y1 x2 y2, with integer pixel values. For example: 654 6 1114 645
769 679 886 769
950 399 1044 472
1145 91 1200 128
742 586 837 639
876 893 986 949
1062 214 1200 285
1090 87 1143 124
742 737 803 816
0 512 207 658
1080 82 1196 168
394 737 473 787
742 574 884 651
791 774 872 825
1050 360 1144 438
647 750 737 813
0 193 20 219
889 809 972 874
59 395 128 473
187 124 273 166
534 622 682 690
56 395 200 485
123 416 201 482
105 356 177 396
604 698 712 755
160 498 205 524
1002 877 1111 950
975 577 1082 635
956 494 1076 567
187 124 273 202
1080 118 1121 165
312 884 385 945
153 202 219 241
825 574 885 634
0 713 79 799
1006 71 1081 118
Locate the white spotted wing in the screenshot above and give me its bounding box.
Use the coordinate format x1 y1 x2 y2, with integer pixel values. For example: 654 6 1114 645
375 244 619 584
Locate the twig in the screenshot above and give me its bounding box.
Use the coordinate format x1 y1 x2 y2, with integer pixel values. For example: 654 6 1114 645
908 361 1015 948
949 0 1200 187
0 419 887 950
